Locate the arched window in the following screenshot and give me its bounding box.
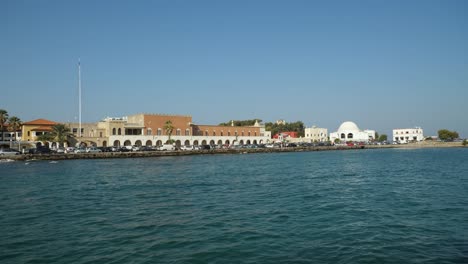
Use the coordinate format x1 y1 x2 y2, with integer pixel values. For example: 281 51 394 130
340 133 345 139
205 131 209 136
248 131 251 136
176 129 181 136
147 128 152 135
228 131 231 136
118 128 122 135
157 128 162 135
221 131 224 136
185 129 190 136
112 128 116 135
213 131 216 136
241 131 244 136
347 133 353 139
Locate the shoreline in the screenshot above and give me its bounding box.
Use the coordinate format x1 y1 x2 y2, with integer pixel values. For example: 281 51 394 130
1 143 465 161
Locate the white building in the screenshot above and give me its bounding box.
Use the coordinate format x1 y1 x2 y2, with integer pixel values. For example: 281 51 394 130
329 121 375 143
393 127 424 143
304 126 328 142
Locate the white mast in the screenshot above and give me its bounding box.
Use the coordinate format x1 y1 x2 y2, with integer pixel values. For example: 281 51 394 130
78 59 82 138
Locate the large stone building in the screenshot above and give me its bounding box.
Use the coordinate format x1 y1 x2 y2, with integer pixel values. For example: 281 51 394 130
304 126 328 142
103 113 271 148
393 127 424 143
329 121 375 143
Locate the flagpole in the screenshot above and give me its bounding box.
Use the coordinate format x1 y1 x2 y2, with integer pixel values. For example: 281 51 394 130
78 59 82 138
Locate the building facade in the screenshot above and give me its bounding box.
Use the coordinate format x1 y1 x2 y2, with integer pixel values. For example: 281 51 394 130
21 119 58 142
105 113 271 148
393 127 424 143
329 121 375 143
304 126 328 142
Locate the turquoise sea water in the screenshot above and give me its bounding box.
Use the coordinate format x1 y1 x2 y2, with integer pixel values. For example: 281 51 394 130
1 148 467 263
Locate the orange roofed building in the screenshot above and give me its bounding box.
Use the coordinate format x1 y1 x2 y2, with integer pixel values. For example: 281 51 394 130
22 119 58 141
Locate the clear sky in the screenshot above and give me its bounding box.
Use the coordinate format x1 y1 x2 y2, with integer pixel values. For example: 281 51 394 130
2 0 468 137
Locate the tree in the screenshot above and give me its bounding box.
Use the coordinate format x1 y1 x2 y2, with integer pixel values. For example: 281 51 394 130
7 116 22 140
463 139 467 147
163 120 174 142
50 124 72 148
0 109 8 141
264 121 305 137
219 119 262 126
375 132 379 141
378 134 388 142
438 129 459 141
36 133 54 146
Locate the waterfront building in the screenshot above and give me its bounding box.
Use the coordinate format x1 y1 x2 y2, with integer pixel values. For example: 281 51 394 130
65 122 108 147
0 124 22 145
105 113 271 148
304 126 328 142
21 119 58 142
329 121 375 143
393 127 424 143
272 132 298 141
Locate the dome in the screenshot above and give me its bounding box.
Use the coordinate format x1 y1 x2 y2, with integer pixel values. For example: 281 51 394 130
337 121 360 132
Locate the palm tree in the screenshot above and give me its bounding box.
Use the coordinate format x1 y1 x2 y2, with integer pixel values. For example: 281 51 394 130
50 124 72 148
163 120 174 144
36 133 54 147
7 116 22 141
0 109 9 141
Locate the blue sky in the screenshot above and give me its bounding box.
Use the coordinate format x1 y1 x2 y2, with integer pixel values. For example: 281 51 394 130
2 0 468 137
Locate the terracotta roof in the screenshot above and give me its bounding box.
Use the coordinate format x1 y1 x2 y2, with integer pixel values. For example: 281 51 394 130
31 126 53 132
23 119 58 126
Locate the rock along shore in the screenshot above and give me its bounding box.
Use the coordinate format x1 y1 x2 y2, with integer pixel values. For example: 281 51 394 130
2 142 464 161
2 145 389 161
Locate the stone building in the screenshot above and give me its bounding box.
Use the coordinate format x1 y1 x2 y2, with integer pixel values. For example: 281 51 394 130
304 126 328 142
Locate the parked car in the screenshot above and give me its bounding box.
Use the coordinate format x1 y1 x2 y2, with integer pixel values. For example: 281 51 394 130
65 147 75 153
74 148 86 153
131 145 141 151
180 145 194 151
29 147 52 154
158 144 175 151
86 147 102 153
0 148 20 156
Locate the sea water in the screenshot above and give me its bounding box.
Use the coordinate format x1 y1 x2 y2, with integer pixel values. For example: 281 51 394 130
1 148 467 263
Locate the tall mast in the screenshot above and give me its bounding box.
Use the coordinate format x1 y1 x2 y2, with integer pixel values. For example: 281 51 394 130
78 59 82 138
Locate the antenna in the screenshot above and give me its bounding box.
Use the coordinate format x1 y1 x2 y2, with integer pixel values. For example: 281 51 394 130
78 59 82 138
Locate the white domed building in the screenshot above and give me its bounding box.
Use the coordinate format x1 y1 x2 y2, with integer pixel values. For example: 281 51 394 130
329 121 375 143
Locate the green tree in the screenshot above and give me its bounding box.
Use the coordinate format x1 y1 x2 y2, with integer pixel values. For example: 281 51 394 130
378 134 388 142
375 132 379 141
438 129 459 141
462 139 467 147
163 120 174 142
219 119 262 126
7 116 22 140
36 133 54 146
264 121 305 137
50 124 72 148
0 109 8 141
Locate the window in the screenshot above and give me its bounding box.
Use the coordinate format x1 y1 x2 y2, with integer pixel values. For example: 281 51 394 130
221 131 224 136
118 128 122 135
205 131 208 136
157 128 162 135
255 132 257 136
112 128 116 135
228 132 231 136
341 133 345 139
213 131 216 136
235 131 238 136
147 129 152 135
176 129 181 136
185 129 190 136
347 133 353 139
73 128 78 133
248 131 251 136
100 132 103 137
